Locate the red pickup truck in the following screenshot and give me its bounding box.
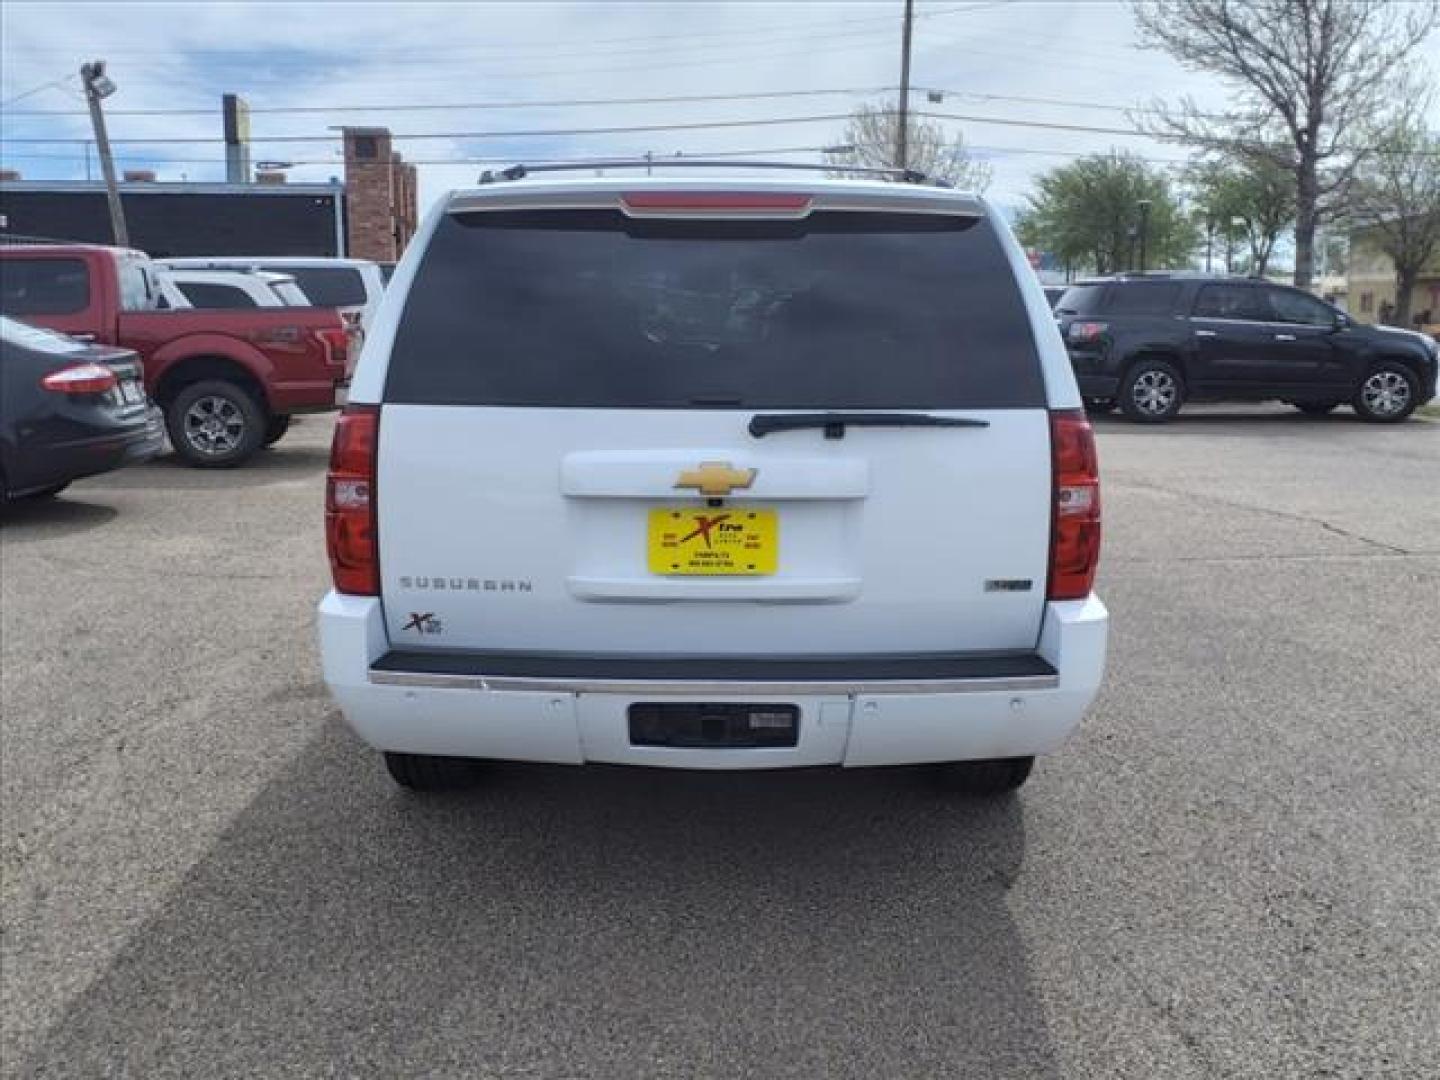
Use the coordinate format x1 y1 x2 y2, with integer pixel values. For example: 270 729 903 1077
0 244 352 466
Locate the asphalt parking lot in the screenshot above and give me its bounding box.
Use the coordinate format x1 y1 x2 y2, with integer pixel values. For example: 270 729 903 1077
2 406 1438 1078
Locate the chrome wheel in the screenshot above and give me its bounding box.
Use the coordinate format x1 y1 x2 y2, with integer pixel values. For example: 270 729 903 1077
1131 369 1178 416
1360 370 1411 418
183 395 247 456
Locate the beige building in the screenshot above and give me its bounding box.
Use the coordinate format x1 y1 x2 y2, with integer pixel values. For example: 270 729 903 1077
1346 218 1440 327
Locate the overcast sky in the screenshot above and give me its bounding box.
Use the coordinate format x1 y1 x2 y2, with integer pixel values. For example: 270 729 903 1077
2 0 1438 219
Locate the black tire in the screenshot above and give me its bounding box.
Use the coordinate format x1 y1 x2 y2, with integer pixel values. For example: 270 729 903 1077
1084 398 1116 414
1293 400 1342 416
383 752 481 791
263 414 293 447
21 482 70 501
1352 362 1420 423
1118 358 1185 423
934 756 1035 796
166 379 266 467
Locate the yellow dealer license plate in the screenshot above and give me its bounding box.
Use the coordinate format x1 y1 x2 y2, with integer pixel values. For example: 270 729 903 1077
648 508 778 576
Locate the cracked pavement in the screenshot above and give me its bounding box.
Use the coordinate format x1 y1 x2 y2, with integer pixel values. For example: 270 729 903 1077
2 404 1438 1078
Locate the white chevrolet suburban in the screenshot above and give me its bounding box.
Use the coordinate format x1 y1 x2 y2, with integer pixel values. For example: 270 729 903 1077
318 166 1108 793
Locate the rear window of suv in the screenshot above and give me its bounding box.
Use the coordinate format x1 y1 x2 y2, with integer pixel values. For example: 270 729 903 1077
272 267 368 308
1105 282 1181 315
384 209 1045 409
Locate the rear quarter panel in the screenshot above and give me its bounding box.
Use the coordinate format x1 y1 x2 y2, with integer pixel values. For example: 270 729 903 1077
118 309 346 408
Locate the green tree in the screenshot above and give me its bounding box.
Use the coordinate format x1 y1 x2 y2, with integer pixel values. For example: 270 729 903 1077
1016 152 1197 276
1186 156 1296 277
1132 0 1438 290
1348 115 1440 325
826 101 991 191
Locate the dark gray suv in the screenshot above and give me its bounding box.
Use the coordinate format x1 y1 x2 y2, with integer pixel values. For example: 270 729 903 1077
1055 275 1439 422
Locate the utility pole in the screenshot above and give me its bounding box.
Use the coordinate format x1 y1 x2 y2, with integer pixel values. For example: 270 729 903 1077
895 0 914 170
80 60 128 247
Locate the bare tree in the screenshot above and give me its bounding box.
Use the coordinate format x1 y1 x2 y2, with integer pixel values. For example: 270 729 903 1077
1131 0 1438 290
1348 115 1440 325
827 101 991 191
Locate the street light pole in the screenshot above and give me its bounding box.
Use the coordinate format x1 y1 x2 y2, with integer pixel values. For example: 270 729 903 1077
895 0 914 170
1137 199 1152 274
80 60 128 248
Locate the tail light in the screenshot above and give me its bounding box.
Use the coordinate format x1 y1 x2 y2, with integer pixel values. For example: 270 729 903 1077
1066 321 1108 345
315 326 350 371
1048 409 1101 601
326 404 379 595
40 363 118 395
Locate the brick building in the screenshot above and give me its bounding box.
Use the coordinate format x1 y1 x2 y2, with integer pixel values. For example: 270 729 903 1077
341 127 420 263
0 125 420 261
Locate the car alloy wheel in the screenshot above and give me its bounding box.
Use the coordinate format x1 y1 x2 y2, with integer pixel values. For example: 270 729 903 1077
183 394 247 456
1359 370 1411 418
1131 369 1178 416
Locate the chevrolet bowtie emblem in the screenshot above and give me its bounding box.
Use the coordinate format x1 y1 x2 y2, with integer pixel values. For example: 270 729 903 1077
674 461 757 498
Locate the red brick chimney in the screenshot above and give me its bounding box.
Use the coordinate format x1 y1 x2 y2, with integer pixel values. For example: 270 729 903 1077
255 170 288 185
342 126 414 261
122 169 156 182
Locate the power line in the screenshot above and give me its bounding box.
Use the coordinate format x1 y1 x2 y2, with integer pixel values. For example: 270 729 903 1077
1 85 895 119
5 107 1436 157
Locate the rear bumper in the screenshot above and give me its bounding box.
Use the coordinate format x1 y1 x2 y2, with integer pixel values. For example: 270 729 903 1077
10 405 164 492
318 593 1108 770
269 379 345 414
1076 374 1119 399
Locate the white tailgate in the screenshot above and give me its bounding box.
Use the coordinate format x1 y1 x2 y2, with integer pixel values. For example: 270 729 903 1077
377 406 1051 654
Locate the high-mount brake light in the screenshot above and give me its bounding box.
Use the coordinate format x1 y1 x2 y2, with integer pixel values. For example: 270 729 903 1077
620 191 813 216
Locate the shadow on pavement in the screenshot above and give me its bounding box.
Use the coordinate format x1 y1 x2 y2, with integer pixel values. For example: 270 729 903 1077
23 720 1060 1078
96 444 332 489
0 497 118 538
1088 406 1406 434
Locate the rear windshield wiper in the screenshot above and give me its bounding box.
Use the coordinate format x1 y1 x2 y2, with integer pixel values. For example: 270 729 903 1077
748 412 990 439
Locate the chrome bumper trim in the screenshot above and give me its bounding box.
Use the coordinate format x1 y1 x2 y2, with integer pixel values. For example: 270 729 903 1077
367 670 1060 696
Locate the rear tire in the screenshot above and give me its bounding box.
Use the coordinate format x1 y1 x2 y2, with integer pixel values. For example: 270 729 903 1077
22 482 70 501
1119 358 1185 423
382 752 481 791
166 379 266 467
1352 362 1420 423
1293 400 1342 416
935 756 1035 796
263 415 292 447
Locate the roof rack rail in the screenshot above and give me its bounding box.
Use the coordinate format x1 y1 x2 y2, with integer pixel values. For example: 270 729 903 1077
476 159 944 187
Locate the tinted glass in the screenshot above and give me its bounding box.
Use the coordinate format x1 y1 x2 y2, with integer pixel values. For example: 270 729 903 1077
274 266 367 307
1106 282 1181 315
177 282 258 308
386 210 1044 409
1193 284 1267 321
0 258 90 315
1054 284 1105 315
1266 287 1335 326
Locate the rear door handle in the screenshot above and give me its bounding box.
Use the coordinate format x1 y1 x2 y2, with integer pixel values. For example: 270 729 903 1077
1195 329 1217 338
1274 333 1297 341
70 332 97 343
